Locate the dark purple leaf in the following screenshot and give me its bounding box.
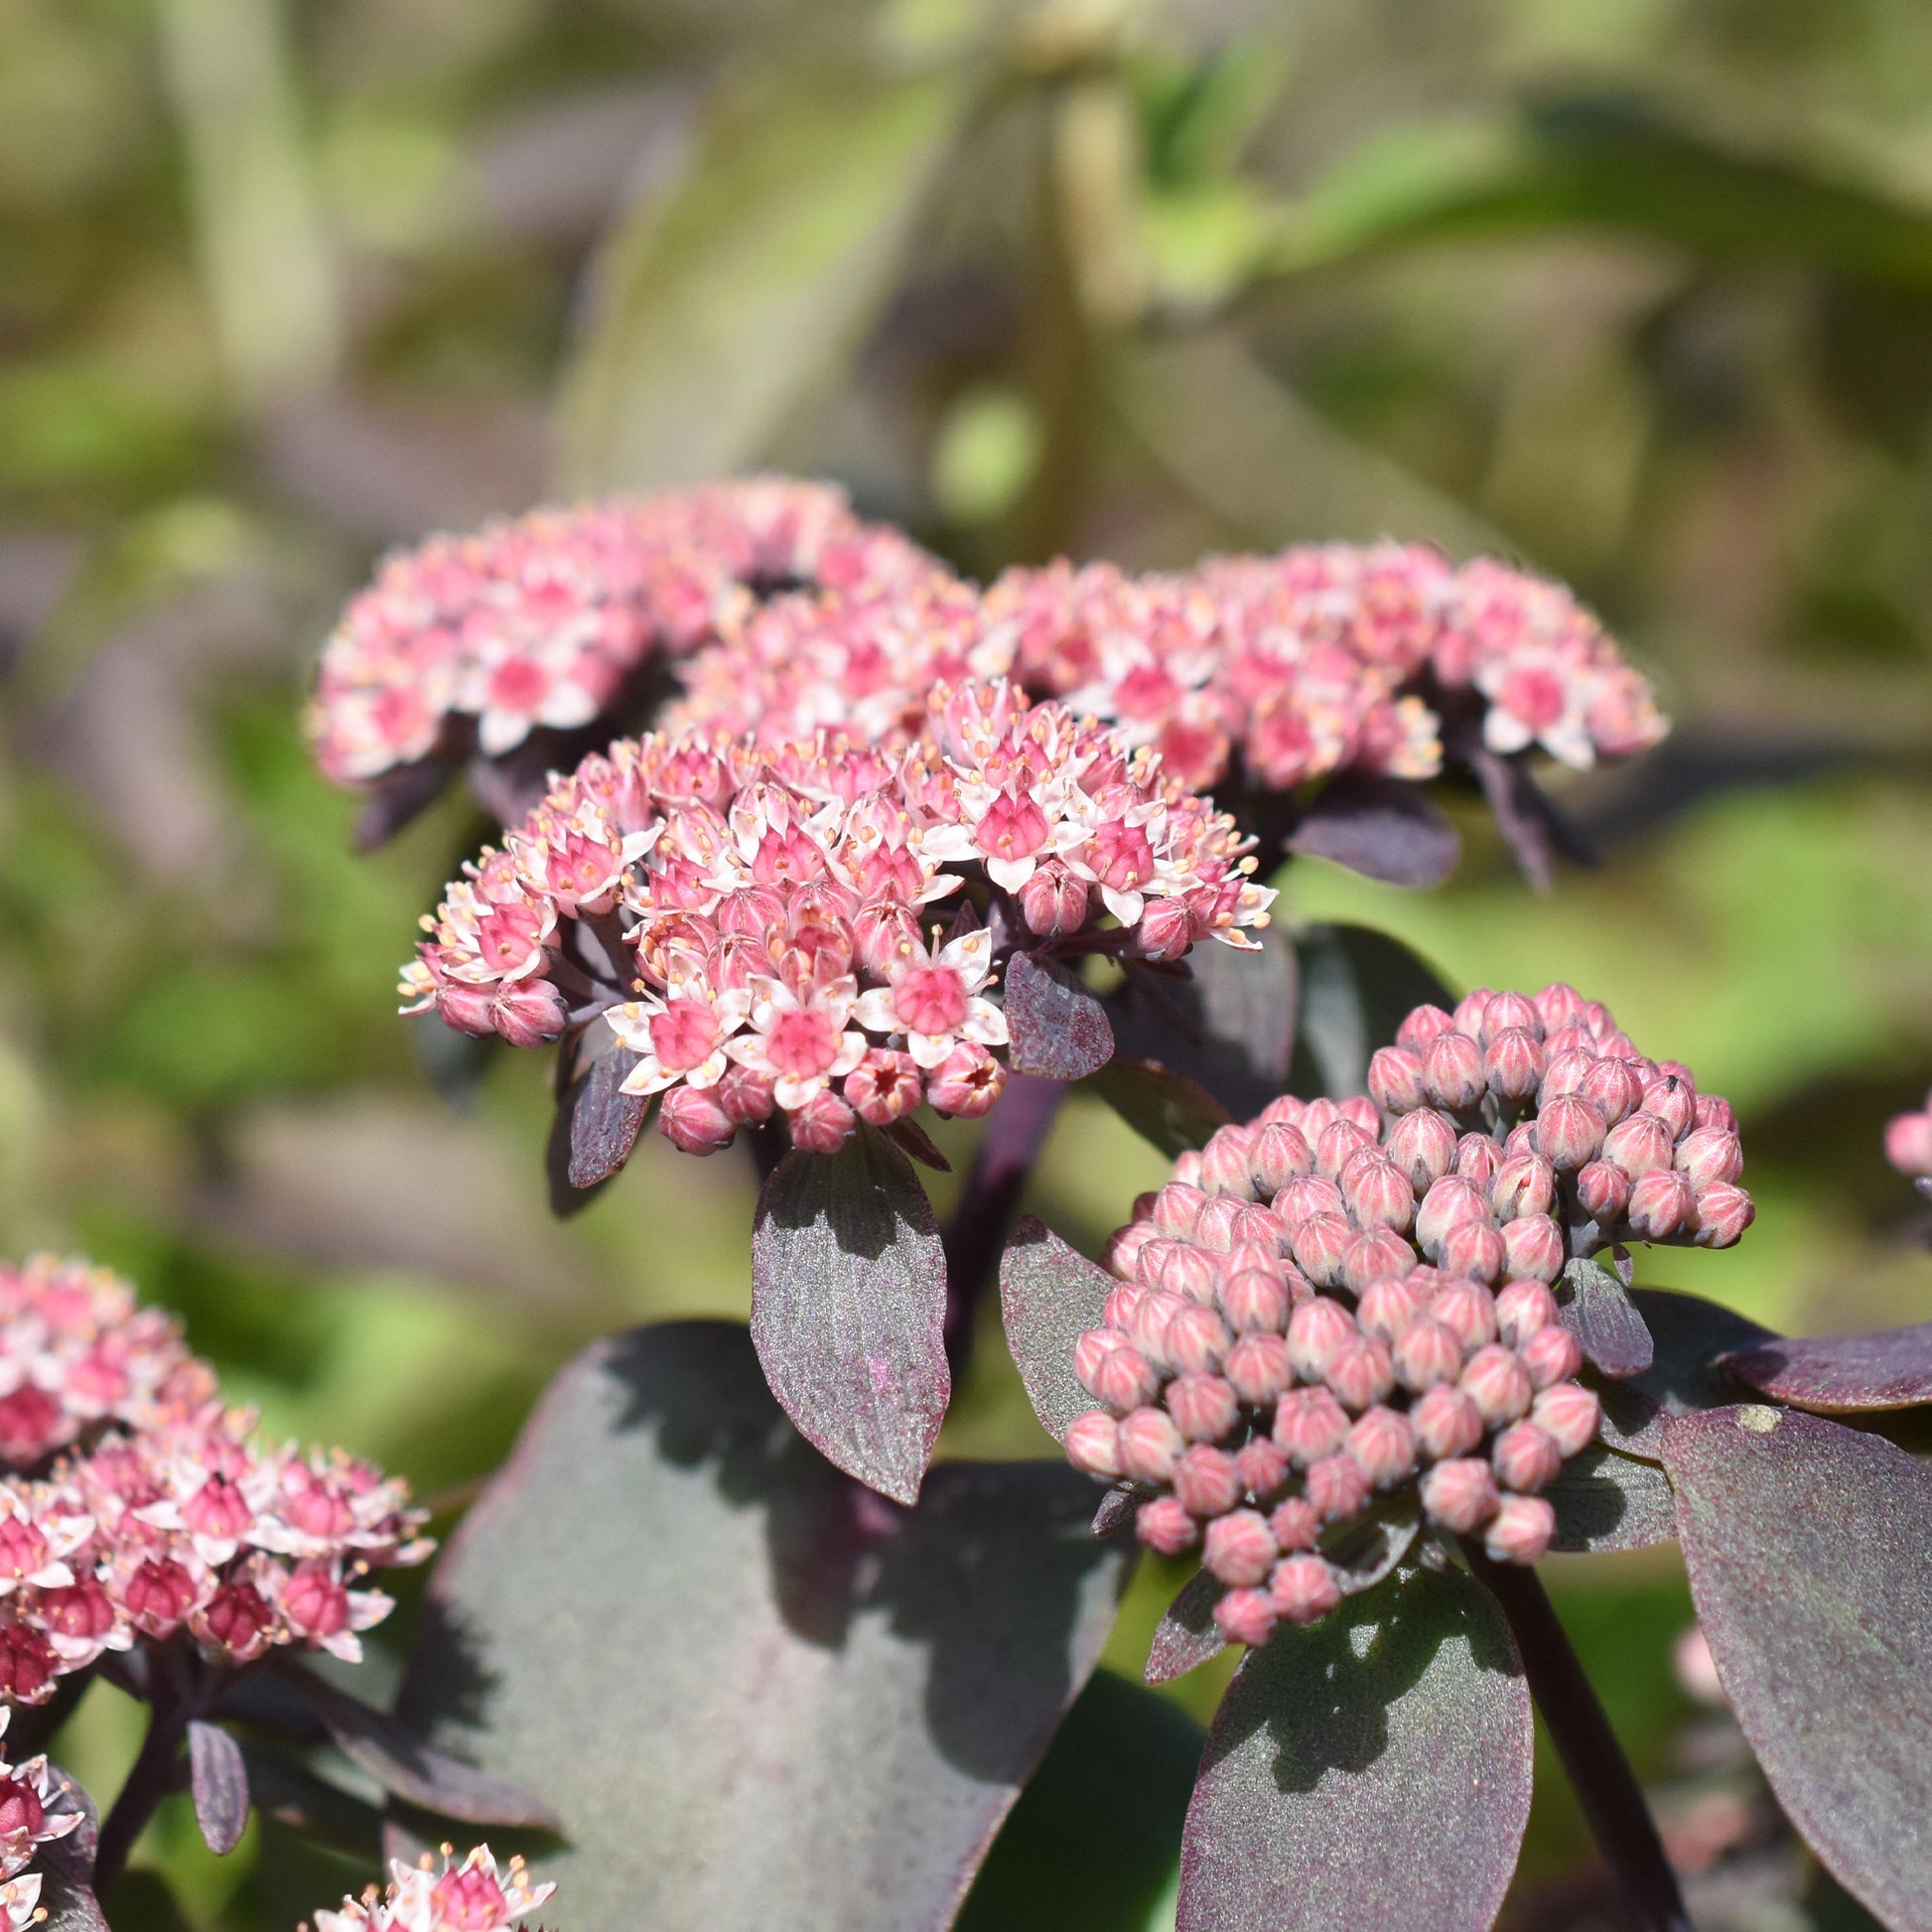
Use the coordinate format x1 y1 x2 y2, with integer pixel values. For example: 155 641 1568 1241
186 1720 249 1856
752 1129 950 1504
36 1777 105 1932
1557 1257 1653 1377
1546 1444 1676 1553
1289 772 1461 888
1290 923 1457 1101
1107 928 1298 1122
1595 1289 1774 1457
1148 1569 1228 1685
1083 1055 1231 1158
282 1664 559 1829
1092 1485 1138 1536
547 1025 648 1214
351 757 458 852
1324 1495 1421 1594
998 1216 1114 1445
1004 952 1114 1081
1663 1406 1932 1930
398 1321 1134 1930
1177 1563 1531 1932
1464 746 1598 892
237 1739 385 1854
1718 1319 1932 1414
888 1116 952 1173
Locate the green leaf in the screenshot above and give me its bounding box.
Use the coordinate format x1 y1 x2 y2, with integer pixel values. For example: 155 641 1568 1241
1664 1406 1932 1931
1176 1563 1531 1932
555 66 976 492
399 1322 1134 1932
1288 922 1456 1101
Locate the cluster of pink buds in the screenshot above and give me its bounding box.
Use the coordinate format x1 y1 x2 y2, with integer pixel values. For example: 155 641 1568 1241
400 679 1275 1156
0 1711 83 1932
1885 1088 1932 1191
1061 985 1751 1652
309 479 936 785
0 1403 431 1706
0 1254 216 1469
308 1845 556 1932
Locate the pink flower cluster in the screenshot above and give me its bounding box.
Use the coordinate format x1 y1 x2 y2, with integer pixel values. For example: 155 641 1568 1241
0 1255 215 1469
0 1401 431 1706
1062 985 1751 1652
0 1712 83 1932
401 681 1275 1155
667 540 1668 795
1885 1089 1932 1188
310 479 937 784
309 1846 556 1932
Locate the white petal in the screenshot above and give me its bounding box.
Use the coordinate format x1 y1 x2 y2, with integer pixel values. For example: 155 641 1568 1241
852 988 899 1034
1481 707 1533 757
986 854 1037 893
477 706 534 757
1100 886 1145 926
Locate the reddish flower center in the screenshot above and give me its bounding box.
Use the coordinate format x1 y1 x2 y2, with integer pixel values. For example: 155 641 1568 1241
1086 820 1155 893
894 964 968 1036
975 791 1050 863
0 1516 48 1581
763 1007 841 1080
1498 665 1566 730
485 657 550 711
0 1386 60 1463
0 1776 44 1841
649 999 724 1073
183 1474 253 1541
429 1868 513 1931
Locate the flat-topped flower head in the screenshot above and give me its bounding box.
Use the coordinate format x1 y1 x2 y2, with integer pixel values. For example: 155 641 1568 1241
1062 984 1749 1652
0 1254 215 1469
308 1845 557 1932
1885 1088 1932 1198
402 679 1275 1157
309 479 939 829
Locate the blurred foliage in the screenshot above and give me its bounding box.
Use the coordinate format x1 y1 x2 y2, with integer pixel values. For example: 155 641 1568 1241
3 0 1932 1921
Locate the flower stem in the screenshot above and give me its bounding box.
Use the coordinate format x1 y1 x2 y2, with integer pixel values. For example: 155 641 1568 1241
1469 1553 1693 1932
941 1074 1066 1372
93 1693 192 1896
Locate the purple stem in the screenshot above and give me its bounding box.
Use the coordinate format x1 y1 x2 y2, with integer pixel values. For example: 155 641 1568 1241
1470 1553 1693 1932
941 1073 1067 1371
94 1648 207 1895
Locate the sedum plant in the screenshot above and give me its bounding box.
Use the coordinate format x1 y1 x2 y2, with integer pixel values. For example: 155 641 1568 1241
6 480 1931 1931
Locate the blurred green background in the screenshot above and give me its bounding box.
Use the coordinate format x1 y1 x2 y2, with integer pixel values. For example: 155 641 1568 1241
3 0 1931 1923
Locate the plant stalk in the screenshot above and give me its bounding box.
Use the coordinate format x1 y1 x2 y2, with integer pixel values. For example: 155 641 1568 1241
93 1687 194 1895
1470 1553 1693 1932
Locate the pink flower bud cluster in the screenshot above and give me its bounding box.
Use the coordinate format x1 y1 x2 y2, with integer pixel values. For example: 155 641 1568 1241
310 479 937 785
0 1255 216 1469
0 1711 83 1932
309 1846 556 1932
400 680 1275 1156
1061 984 1751 1652
1884 1089 1932 1186
0 1404 432 1707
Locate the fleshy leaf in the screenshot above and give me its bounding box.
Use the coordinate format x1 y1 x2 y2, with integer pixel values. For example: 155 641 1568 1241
1289 923 1457 1101
547 1025 648 1214
752 1129 950 1504
1663 1405 1932 1930
351 757 457 852
1177 1563 1531 1932
1107 929 1298 1122
282 1663 559 1829
187 1720 249 1856
1147 1569 1228 1686
1717 1319 1932 1414
1083 1055 1232 1158
1288 773 1460 888
398 1321 1134 1932
1557 1256 1653 1377
1004 952 1115 1081
37 1778 106 1932
1324 1494 1422 1594
1092 1485 1139 1537
1546 1444 1676 1553
999 1216 1114 1444
1595 1289 1773 1458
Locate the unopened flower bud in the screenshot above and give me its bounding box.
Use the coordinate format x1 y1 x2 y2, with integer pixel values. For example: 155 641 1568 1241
1491 1421 1562 1493
1236 1439 1290 1501
1169 1374 1240 1443
1199 1126 1258 1197
1065 1411 1123 1478
1387 1109 1457 1190
1339 1152 1416 1235
1225 1331 1293 1407
1342 1228 1417 1292
1438 1218 1506 1283
1324 1335 1395 1413
1603 1111 1674 1180
659 1083 738 1154
1430 1280 1498 1353
1576 1159 1631 1224
1420 1457 1500 1532
1157 1243 1220 1305
1213 1587 1278 1648
847 1048 923 1126
1489 1152 1556 1222
1452 990 1491 1037
1250 1122 1314 1192
1192 1196 1244 1253
492 977 568 1048
1314 1119 1376 1182
1118 1407 1186 1483
1520 1321 1584 1390
1675 1126 1743 1190
1128 1287 1186 1365
1462 1343 1533 1425
1479 991 1540 1043
1579 1056 1643 1127
1356 1278 1420 1345
789 1088 858 1154
1291 1213 1352 1289
1274 1386 1350 1465
1411 1385 1484 1460
1204 1509 1279 1587
1287 1297 1355 1381
1074 1327 1126 1393
1270 1496 1320 1552
1397 1004 1457 1053
1307 1452 1372 1522
1483 1493 1556 1565
1220 1269 1291 1334
1538 1048 1594 1104
1692 1180 1754 1248
928 1040 1005 1117
1166 1303 1233 1375
1532 1382 1601 1456
1627 1168 1695 1240
1416 1174 1488 1259
1423 1031 1485 1112
1368 1045 1428 1115
1018 860 1089 936
1534 982 1587 1031
1640 1072 1696 1140
1347 1406 1417 1488
1394 1316 1463 1393
1137 1496 1199 1554
1173 1444 1243 1518
1454 1132 1504 1187
1535 1094 1606 1170
1695 1094 1738 1134
1172 1155 1202 1189
1152 1183 1207 1239
1102 1282 1146 1329
1275 1175 1345 1224
1484 1028 1545 1104
1500 1214 1565 1284
1093 1344 1160 1415
1494 1280 1559 1348
1270 1554 1341 1626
